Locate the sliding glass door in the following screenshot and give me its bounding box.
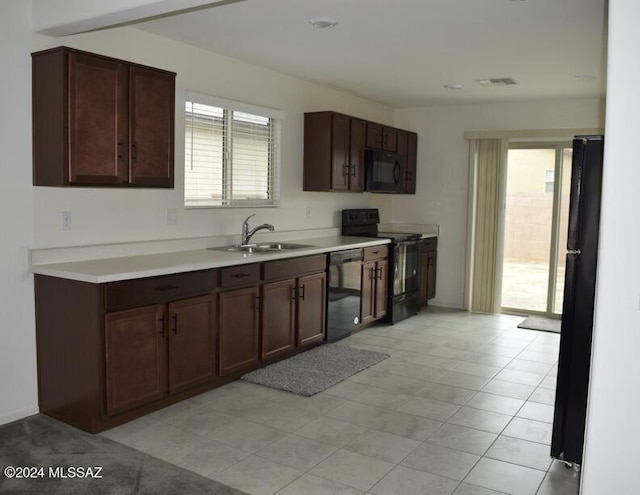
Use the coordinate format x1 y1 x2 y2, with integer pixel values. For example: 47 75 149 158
500 144 572 316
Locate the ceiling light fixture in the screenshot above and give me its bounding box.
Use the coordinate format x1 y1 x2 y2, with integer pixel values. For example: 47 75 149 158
444 84 463 90
476 77 518 86
309 16 339 28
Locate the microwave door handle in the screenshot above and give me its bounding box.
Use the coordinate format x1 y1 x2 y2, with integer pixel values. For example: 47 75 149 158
393 161 401 184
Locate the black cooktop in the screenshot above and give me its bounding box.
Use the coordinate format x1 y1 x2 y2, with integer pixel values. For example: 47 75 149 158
341 209 421 242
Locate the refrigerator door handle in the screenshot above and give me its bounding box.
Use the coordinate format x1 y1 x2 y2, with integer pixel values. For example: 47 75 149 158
567 249 582 256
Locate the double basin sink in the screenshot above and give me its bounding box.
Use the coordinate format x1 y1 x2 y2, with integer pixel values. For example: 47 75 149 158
209 242 314 254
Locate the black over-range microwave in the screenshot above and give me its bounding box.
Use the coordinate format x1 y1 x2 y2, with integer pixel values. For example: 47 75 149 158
364 149 403 193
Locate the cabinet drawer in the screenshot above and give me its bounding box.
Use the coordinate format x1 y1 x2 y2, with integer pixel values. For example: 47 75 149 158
262 255 326 281
363 245 389 261
420 237 438 251
105 269 218 312
220 263 261 289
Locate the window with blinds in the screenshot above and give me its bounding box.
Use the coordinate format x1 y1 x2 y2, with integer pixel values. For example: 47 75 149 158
184 92 282 207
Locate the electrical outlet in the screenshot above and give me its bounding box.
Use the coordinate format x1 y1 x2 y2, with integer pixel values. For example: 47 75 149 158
305 206 311 220
167 208 178 225
62 211 72 231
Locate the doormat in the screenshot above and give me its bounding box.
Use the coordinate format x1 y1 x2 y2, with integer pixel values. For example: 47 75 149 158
241 344 389 396
517 316 561 333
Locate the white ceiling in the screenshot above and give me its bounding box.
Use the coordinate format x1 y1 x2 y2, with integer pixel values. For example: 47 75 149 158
133 0 608 108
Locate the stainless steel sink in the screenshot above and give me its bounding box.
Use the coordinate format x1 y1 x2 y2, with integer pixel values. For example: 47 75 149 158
208 242 315 254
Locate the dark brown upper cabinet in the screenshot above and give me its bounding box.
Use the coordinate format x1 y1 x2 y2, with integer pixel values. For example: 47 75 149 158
303 111 365 192
32 47 175 188
304 111 418 194
366 122 397 152
396 130 418 194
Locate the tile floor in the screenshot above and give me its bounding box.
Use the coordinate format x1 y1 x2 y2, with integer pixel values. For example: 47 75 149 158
102 307 581 495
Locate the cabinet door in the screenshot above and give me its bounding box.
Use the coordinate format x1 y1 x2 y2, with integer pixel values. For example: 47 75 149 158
374 259 389 319
330 113 350 190
427 250 437 300
366 123 382 149
219 286 260 375
297 272 326 346
68 52 128 185
129 66 175 188
360 261 376 325
168 295 216 394
105 304 166 416
404 132 418 194
262 279 296 360
382 127 397 152
419 251 430 306
348 119 366 191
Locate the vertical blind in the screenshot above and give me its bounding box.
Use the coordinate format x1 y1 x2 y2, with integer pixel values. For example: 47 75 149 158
184 92 282 208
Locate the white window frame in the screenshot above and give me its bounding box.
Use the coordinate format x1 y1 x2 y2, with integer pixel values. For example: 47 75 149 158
184 91 284 208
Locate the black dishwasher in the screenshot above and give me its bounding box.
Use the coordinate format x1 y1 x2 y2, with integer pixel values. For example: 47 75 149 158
326 248 363 342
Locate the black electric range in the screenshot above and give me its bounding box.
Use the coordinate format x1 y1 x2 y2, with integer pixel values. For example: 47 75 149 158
341 209 421 324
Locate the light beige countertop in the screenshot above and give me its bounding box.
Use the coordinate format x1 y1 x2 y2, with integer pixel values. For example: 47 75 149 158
30 236 391 284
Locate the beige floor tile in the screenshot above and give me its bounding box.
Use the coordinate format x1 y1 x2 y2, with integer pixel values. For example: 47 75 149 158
415 382 477 405
485 435 553 471
351 384 412 410
447 407 512 434
536 472 580 495
294 416 367 448
453 482 507 494
402 442 480 481
309 449 394 491
434 371 491 391
183 414 286 453
215 455 303 495
465 392 525 416
238 400 319 432
454 362 502 378
374 409 443 441
481 379 535 400
324 380 374 399
502 417 553 445
255 434 337 471
426 423 497 456
369 465 458 495
528 387 556 406
494 369 545 387
516 401 555 423
464 458 545 495
276 474 365 495
344 429 420 463
396 396 461 422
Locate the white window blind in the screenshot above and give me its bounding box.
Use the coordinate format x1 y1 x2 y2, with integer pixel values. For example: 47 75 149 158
184 91 282 208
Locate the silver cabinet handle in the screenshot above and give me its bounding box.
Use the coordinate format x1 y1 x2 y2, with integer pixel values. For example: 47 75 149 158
567 249 582 256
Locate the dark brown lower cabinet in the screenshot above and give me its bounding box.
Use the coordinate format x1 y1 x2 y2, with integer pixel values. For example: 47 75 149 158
168 295 217 394
105 294 216 416
34 270 218 433
105 304 166 416
296 272 327 346
261 279 296 360
219 286 261 375
361 246 389 325
419 238 438 305
261 256 327 358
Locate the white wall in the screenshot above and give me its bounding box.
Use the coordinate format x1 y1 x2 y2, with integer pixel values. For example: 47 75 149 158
0 5 394 424
0 1 38 424
581 0 640 492
31 27 394 250
394 100 605 308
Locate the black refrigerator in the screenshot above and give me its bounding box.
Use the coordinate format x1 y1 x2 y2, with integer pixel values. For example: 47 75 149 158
551 135 604 466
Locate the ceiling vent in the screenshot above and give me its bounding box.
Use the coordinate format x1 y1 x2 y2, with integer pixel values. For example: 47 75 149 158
476 77 518 87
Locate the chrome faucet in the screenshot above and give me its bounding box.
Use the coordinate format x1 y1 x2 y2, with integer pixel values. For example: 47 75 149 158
241 214 275 246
